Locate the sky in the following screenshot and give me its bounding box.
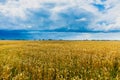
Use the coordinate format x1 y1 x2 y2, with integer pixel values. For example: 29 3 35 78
0 0 120 40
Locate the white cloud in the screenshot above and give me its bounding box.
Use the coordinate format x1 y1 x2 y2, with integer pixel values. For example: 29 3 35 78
0 0 120 31
0 0 42 19
67 33 120 40
76 18 87 22
91 0 120 31
68 33 92 40
0 0 99 19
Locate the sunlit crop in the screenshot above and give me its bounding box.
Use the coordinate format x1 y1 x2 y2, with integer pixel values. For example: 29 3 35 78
0 40 120 80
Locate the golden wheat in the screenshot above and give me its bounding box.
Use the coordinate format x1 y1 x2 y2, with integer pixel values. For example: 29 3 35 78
0 41 120 80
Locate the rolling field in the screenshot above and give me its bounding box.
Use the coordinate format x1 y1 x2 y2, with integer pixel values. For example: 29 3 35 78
0 41 120 80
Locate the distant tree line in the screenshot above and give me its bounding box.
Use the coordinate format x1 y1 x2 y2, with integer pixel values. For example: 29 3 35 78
0 38 119 41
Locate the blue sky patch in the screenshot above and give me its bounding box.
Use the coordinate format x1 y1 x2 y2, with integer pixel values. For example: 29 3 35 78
92 3 105 11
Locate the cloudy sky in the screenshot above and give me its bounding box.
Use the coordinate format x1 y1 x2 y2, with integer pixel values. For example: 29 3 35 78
0 0 120 40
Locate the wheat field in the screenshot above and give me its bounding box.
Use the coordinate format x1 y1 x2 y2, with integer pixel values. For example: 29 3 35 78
0 41 120 80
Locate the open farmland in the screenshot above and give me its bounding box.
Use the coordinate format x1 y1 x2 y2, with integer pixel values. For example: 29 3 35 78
0 41 120 80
